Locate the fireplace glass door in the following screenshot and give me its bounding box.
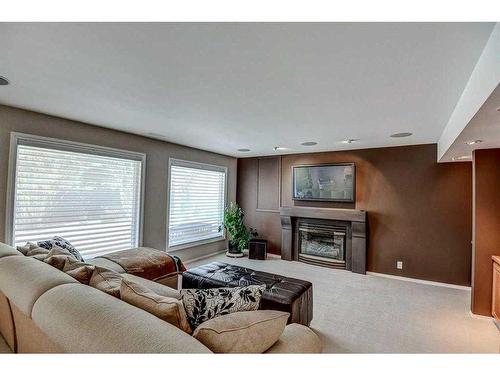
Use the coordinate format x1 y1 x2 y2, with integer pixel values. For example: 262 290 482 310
298 222 346 265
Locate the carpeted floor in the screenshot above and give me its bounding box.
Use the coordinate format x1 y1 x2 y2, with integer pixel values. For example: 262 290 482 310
188 253 500 353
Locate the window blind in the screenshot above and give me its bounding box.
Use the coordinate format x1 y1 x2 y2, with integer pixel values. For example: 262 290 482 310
12 141 143 258
168 160 226 247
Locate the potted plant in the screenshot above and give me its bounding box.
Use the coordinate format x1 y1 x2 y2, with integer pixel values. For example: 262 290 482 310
222 202 250 257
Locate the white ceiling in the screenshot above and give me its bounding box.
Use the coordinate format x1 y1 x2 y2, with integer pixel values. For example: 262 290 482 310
440 83 500 162
437 23 500 162
0 23 495 157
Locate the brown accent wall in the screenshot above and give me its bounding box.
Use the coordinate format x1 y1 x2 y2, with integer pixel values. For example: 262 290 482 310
237 144 473 286
472 149 500 316
0 105 237 261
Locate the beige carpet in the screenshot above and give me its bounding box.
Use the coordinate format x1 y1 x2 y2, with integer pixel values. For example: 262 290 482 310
188 254 499 353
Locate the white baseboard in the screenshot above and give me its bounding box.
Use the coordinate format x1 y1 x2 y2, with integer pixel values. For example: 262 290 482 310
468 311 494 321
184 249 227 265
185 249 281 264
366 271 471 291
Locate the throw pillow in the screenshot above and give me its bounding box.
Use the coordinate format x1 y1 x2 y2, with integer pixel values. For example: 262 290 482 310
63 257 96 285
120 279 192 334
89 266 124 298
193 310 289 353
37 236 83 261
180 285 265 329
25 245 51 260
16 242 39 255
43 246 77 270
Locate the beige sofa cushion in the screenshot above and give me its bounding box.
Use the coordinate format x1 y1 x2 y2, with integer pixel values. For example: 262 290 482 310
0 243 22 259
89 266 124 298
122 273 180 299
265 323 322 353
120 279 191 334
0 291 15 352
32 284 211 353
86 257 126 273
11 302 65 353
0 333 12 353
193 310 289 353
0 255 77 316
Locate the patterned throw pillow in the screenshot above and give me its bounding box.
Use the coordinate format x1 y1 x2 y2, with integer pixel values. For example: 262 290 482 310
37 236 83 261
180 285 265 330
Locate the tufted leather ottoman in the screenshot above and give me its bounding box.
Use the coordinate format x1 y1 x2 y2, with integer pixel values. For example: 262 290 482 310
182 262 313 326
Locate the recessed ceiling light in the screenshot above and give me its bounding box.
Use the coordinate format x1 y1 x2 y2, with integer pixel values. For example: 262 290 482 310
340 139 358 144
147 132 166 139
237 148 251 152
496 107 500 112
273 146 288 151
0 76 9 86
390 132 413 138
301 141 318 146
465 140 483 145
452 155 471 161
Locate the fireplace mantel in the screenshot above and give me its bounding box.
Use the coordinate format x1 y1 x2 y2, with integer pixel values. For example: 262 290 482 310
279 206 366 223
279 206 367 274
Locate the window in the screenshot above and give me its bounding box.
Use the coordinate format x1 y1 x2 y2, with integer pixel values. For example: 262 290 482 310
168 159 227 248
7 133 145 258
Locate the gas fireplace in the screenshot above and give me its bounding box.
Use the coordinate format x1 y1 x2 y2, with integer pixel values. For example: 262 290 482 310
297 219 348 268
279 206 367 274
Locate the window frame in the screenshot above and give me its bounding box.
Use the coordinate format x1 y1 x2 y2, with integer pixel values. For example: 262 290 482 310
166 158 228 251
5 132 146 254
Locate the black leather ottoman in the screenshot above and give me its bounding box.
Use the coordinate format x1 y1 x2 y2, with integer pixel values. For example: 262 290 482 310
182 262 313 326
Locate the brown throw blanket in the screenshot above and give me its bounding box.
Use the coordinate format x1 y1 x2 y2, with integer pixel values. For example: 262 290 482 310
98 247 186 281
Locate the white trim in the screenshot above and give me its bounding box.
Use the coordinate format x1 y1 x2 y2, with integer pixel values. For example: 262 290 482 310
184 251 288 265
5 133 18 245
468 311 494 321
138 153 146 247
366 271 471 291
166 157 228 251
183 248 227 265
5 132 146 248
167 236 226 252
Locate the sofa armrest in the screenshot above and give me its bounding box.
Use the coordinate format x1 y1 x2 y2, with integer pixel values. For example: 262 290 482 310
264 323 322 354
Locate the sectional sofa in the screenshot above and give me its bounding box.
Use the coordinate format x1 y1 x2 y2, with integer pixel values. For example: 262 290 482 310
0 242 321 353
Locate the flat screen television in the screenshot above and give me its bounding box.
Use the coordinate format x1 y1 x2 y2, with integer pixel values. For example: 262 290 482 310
292 163 355 202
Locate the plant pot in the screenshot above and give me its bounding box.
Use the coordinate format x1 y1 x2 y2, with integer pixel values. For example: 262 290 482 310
227 240 241 254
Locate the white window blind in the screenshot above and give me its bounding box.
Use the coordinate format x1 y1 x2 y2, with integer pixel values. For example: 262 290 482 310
10 134 144 258
168 159 226 248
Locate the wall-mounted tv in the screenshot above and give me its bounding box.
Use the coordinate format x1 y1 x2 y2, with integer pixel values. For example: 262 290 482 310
292 163 355 202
